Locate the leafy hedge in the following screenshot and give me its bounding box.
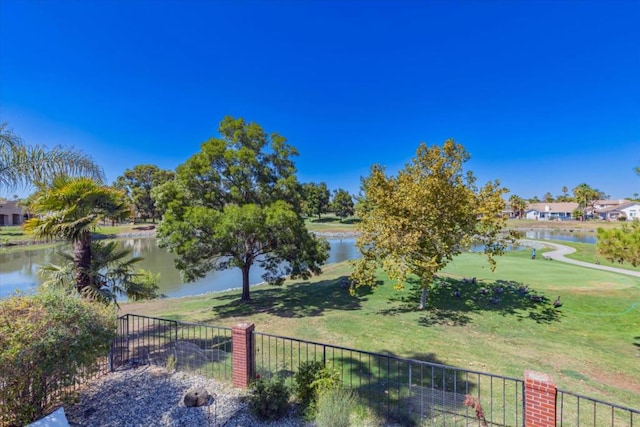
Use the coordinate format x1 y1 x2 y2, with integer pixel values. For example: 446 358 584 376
0 289 116 426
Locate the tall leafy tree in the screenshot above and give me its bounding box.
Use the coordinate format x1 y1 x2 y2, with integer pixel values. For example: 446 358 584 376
508 194 526 219
572 183 600 220
331 188 355 222
114 164 175 222
543 192 554 203
154 116 329 302
351 140 513 310
24 177 131 295
0 122 104 192
303 182 331 219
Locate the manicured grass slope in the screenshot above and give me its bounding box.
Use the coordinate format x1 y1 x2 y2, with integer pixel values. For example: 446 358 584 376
122 249 640 410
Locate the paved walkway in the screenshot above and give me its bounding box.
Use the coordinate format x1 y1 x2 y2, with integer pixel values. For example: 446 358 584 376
521 239 640 278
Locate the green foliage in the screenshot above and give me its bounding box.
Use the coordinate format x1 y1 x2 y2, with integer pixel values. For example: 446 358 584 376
572 183 601 219
114 164 175 222
303 182 331 219
166 354 177 372
295 361 325 409
294 361 342 418
352 140 513 309
247 375 291 421
508 194 526 219
24 176 133 296
0 288 116 426
155 116 329 301
315 387 356 427
0 122 104 192
597 219 640 266
38 239 159 305
331 188 355 222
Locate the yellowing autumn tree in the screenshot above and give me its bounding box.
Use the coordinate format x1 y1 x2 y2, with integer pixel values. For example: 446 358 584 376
351 139 513 309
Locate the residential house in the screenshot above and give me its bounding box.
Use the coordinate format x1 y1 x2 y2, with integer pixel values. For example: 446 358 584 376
587 199 628 218
594 201 640 221
0 199 27 226
524 202 579 221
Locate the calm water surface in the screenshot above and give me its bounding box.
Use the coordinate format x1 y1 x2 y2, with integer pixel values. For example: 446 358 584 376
0 231 596 299
0 237 360 299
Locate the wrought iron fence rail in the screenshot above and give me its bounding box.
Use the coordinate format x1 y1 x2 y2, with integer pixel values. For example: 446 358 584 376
254 330 524 426
557 388 639 427
254 331 522 381
111 314 233 381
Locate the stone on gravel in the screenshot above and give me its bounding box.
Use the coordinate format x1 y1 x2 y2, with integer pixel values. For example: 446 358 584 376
184 387 210 407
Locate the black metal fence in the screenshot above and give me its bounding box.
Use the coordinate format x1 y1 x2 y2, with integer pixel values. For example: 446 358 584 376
254 331 524 426
111 314 233 381
112 315 640 427
557 388 640 427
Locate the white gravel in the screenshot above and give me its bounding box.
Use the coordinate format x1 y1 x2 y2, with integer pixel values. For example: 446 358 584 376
64 365 310 427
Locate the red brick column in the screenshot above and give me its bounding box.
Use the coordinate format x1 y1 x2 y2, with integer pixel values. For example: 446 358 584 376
232 322 255 388
524 370 556 427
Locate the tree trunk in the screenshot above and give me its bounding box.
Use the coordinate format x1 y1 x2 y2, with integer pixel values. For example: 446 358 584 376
73 231 92 294
419 287 428 310
241 265 251 302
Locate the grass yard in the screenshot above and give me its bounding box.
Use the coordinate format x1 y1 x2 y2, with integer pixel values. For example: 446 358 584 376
122 248 640 411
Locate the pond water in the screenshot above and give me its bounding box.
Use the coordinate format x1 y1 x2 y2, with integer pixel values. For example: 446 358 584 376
522 230 597 244
0 237 360 299
0 230 596 299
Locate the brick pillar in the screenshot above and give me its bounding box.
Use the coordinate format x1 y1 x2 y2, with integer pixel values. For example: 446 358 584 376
232 322 255 388
524 370 556 427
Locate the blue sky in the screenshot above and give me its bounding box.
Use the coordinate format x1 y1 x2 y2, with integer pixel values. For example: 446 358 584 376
1 0 639 200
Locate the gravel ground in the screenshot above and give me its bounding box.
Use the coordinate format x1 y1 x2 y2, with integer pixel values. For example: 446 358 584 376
64 365 310 427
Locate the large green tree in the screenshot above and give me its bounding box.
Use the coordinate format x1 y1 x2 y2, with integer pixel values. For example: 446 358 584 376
114 164 175 222
24 176 132 296
0 122 104 192
303 182 331 219
331 188 355 222
154 116 329 302
351 140 513 310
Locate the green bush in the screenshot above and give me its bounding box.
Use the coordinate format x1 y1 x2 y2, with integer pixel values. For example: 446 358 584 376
0 289 116 427
294 361 342 418
294 361 325 409
315 387 356 427
247 375 291 421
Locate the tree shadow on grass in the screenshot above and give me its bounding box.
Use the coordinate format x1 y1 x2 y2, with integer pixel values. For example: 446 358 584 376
377 277 563 326
208 276 375 319
331 349 481 426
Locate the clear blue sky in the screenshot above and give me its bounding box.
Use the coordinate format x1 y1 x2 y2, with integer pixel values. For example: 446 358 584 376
1 0 638 200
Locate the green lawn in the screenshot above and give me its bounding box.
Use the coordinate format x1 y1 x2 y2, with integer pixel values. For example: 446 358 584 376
122 248 640 411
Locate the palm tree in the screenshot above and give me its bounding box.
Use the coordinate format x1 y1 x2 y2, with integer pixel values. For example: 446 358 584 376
509 194 526 219
40 240 160 304
0 122 104 191
24 176 131 294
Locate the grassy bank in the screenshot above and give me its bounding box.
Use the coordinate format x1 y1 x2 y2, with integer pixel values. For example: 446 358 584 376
122 248 640 410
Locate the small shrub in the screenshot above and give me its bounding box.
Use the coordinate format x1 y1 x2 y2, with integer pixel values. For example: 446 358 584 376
0 288 116 427
247 375 291 421
294 361 342 418
315 387 355 427
295 361 325 409
166 354 177 372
